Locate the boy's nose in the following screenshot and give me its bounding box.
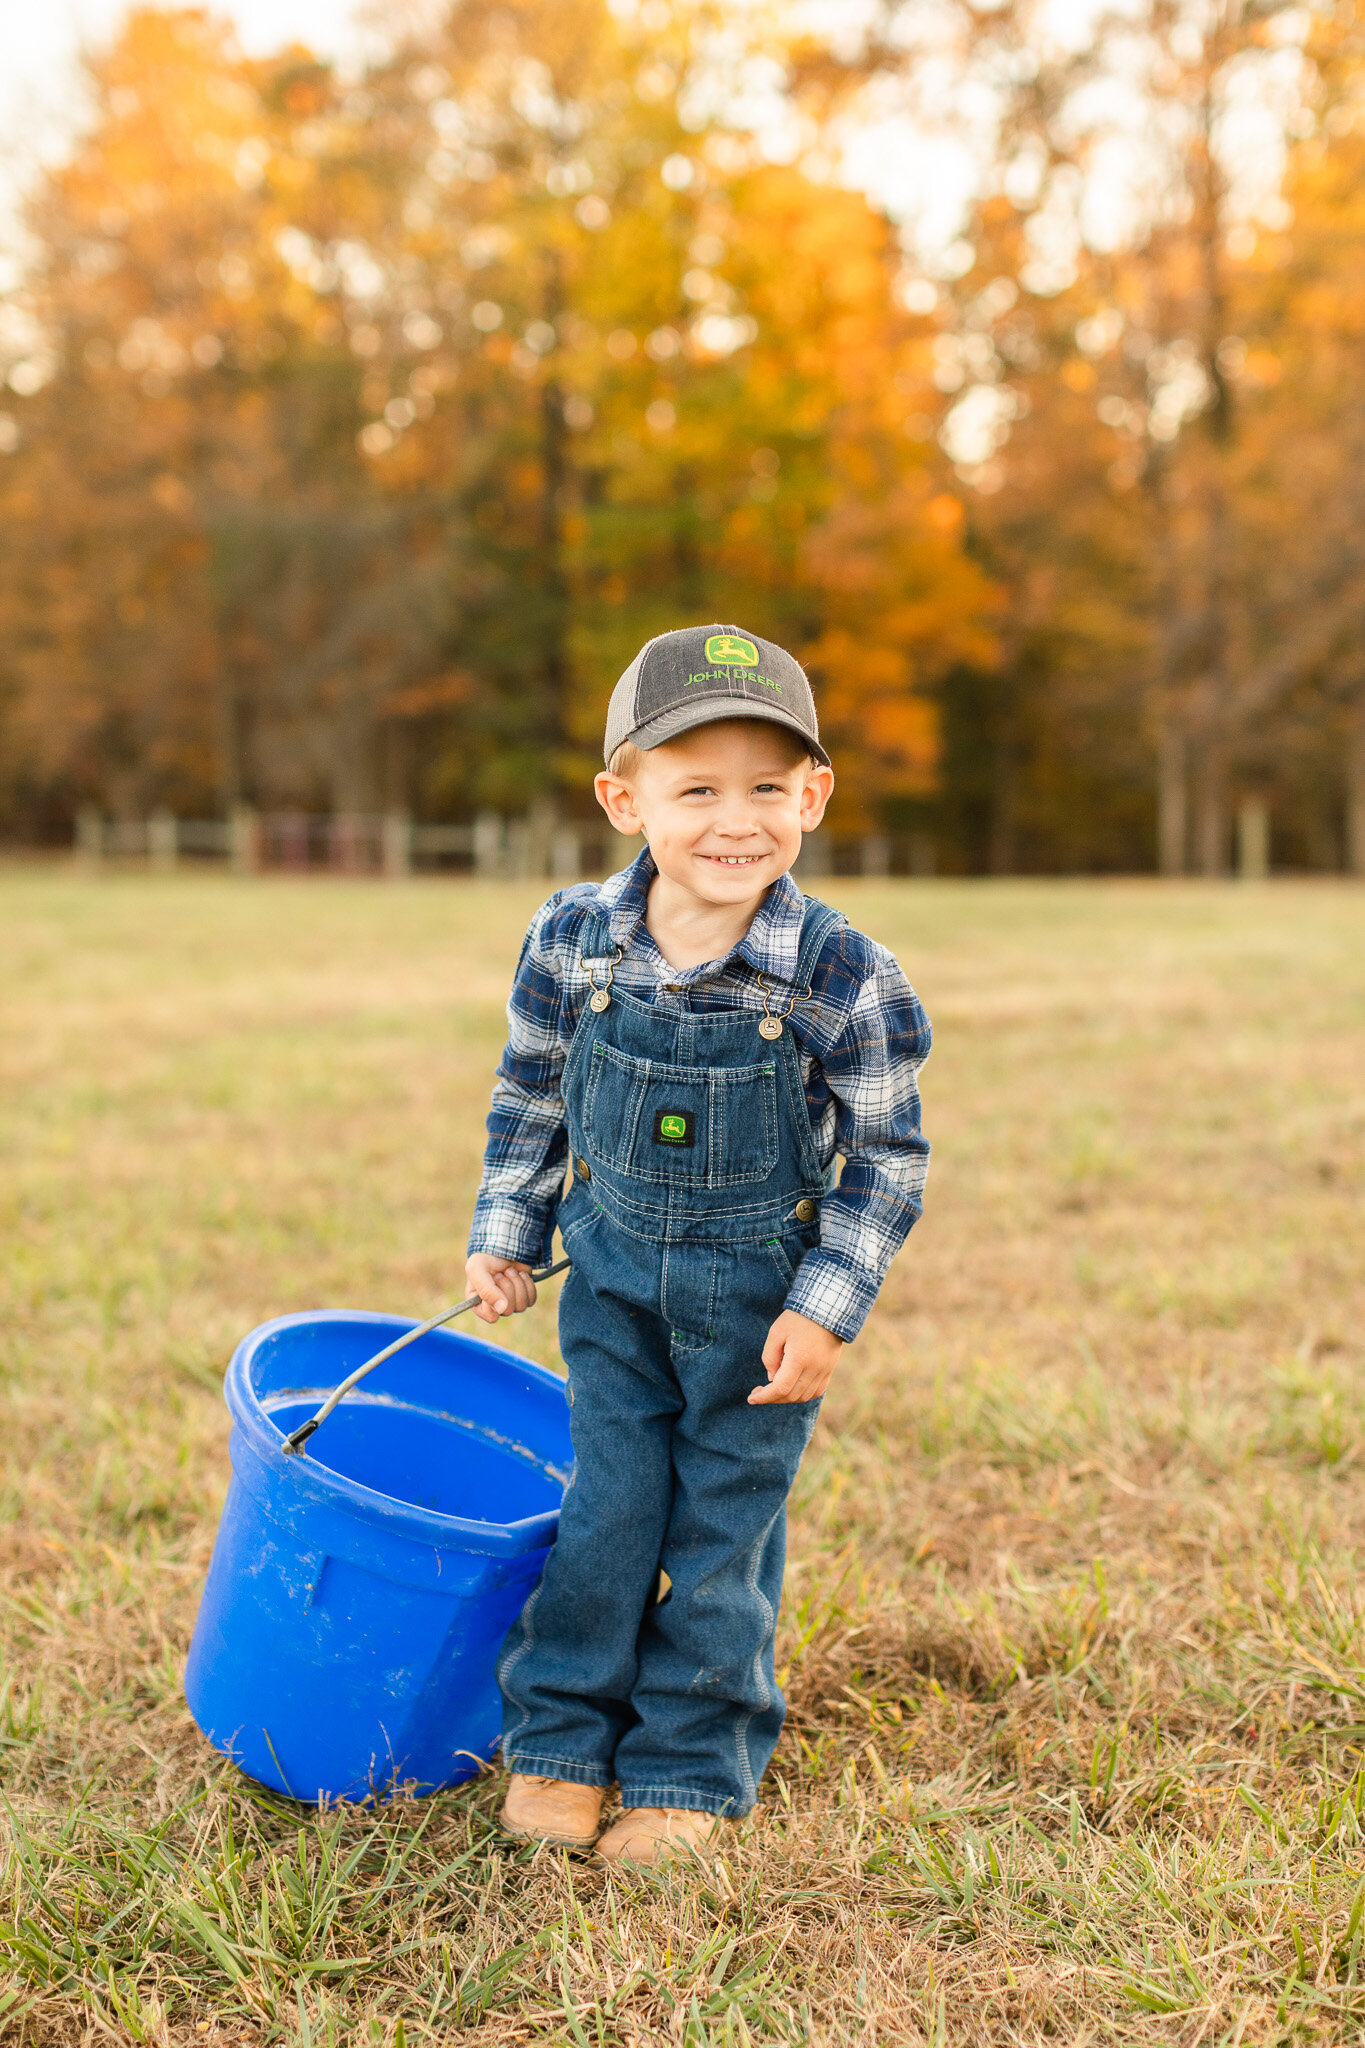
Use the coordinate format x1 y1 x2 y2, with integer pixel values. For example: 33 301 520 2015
712 808 762 838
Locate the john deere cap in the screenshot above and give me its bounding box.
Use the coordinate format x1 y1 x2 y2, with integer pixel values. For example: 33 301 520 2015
603 624 829 768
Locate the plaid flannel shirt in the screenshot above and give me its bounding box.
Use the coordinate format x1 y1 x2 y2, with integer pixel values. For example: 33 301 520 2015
468 850 931 1342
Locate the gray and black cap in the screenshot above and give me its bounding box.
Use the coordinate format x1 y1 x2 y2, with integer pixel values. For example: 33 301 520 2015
603 624 829 768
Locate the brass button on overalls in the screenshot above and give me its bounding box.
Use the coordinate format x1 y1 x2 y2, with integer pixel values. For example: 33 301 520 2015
794 1197 817 1223
576 1156 592 1183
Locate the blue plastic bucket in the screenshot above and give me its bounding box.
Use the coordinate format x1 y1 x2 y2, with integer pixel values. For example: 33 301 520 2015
184 1311 572 1803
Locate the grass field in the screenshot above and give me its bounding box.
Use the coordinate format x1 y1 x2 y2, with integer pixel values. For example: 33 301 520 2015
2 869 1364 2046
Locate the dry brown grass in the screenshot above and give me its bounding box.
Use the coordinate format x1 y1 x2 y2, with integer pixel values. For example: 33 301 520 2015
1 869 1363 2046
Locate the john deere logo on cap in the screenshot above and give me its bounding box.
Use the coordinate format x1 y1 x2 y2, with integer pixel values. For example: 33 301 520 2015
654 1109 695 1147
705 633 759 667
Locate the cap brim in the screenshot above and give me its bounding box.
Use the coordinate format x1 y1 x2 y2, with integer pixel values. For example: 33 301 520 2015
625 698 831 768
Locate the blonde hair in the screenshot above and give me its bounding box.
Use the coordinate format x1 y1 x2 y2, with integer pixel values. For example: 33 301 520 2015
607 721 815 782
607 739 646 780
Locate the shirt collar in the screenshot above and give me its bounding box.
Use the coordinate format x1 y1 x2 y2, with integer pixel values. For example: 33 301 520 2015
735 869 805 983
598 848 807 982
598 847 654 952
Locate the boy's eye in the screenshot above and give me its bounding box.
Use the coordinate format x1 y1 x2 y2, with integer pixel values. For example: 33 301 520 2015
681 784 714 797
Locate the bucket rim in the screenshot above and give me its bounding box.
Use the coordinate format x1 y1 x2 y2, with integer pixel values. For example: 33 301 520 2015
224 1310 569 1558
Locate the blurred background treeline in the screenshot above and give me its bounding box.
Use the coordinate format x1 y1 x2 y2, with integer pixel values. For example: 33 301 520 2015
1 0 1363 874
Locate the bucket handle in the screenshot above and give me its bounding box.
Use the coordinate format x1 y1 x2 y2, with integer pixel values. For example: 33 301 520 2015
280 1258 572 1457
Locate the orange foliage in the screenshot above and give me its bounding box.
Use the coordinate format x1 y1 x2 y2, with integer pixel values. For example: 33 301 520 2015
0 0 993 830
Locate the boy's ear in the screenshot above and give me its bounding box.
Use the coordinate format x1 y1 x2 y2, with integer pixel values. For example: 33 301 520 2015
594 770 642 836
800 764 835 833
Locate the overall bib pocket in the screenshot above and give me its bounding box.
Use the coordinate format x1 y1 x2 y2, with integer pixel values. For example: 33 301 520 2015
582 1041 779 1187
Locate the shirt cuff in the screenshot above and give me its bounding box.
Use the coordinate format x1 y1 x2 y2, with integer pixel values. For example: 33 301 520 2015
468 1195 556 1268
784 1248 878 1343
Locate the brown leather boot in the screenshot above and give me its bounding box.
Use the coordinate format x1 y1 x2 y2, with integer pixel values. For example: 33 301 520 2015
595 1806 721 1866
499 1773 606 1848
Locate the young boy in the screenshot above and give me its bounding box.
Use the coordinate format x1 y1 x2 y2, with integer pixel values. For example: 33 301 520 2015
465 625 930 1865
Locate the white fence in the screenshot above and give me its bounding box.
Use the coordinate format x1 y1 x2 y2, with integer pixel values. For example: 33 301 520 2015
72 805 938 880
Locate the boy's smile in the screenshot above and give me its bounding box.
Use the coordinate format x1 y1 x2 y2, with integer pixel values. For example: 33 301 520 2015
594 718 835 967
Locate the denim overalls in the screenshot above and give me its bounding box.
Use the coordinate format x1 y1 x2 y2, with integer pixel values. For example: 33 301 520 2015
496 896 845 1817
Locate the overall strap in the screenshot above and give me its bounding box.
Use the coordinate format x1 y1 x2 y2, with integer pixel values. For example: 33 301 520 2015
791 894 846 990
563 901 622 1091
576 902 625 1016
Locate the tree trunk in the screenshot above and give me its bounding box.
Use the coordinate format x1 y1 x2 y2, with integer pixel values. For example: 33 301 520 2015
1194 741 1228 876
330 683 379 815
1236 796 1268 880
381 718 412 812
215 677 241 811
1157 723 1187 875
987 745 1017 874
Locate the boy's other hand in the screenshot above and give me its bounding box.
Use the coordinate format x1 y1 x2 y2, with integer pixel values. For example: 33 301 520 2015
750 1310 843 1405
465 1254 537 1324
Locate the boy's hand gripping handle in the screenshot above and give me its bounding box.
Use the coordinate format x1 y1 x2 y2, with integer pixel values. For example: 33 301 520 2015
280 1257 571 1457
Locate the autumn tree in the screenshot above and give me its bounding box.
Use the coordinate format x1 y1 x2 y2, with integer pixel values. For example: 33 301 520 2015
794 0 1362 871
1236 0 1365 871
337 0 990 821
0 0 992 836
23 0 1365 866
